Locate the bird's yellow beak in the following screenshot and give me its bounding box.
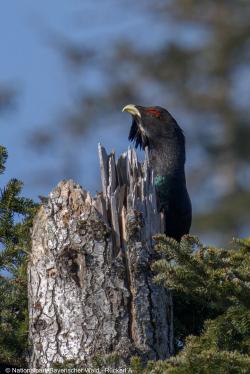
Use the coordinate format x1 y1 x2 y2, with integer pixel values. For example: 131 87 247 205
122 104 141 118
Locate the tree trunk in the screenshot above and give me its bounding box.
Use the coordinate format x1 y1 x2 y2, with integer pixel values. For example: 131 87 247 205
28 145 173 368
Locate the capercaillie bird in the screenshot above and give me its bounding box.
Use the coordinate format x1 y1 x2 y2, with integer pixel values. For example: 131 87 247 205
122 104 192 241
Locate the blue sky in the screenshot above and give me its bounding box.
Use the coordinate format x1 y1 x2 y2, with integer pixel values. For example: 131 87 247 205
0 0 169 199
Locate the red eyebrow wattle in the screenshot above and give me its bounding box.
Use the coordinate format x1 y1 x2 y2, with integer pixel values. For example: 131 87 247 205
146 108 161 117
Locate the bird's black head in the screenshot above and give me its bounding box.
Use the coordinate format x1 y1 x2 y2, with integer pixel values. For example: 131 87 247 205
122 104 185 151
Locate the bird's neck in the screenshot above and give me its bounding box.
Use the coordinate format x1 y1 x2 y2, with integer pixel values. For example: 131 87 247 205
149 140 186 181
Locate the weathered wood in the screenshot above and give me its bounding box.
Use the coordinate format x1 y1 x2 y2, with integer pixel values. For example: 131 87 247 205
28 145 173 369
98 143 109 197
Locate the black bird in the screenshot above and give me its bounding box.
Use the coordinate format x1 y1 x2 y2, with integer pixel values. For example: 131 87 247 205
122 104 192 241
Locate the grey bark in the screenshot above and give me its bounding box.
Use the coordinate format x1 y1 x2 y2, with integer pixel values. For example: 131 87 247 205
28 145 173 368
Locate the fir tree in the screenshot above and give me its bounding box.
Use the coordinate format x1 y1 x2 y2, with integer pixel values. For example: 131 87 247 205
134 235 250 373
0 145 37 367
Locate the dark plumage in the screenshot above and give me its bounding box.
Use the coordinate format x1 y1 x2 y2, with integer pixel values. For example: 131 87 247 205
122 104 192 241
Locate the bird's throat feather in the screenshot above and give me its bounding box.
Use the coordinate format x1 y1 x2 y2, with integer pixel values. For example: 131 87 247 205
128 118 149 149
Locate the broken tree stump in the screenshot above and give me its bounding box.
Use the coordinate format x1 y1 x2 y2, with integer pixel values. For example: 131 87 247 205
28 145 173 368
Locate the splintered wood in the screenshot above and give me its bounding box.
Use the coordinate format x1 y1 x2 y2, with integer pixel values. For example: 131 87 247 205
96 144 164 253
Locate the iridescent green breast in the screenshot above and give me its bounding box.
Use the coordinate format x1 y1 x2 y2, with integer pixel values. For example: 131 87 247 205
154 175 171 205
154 175 169 188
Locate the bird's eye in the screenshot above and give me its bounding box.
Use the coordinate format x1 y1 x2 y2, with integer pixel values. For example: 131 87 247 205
146 108 161 118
